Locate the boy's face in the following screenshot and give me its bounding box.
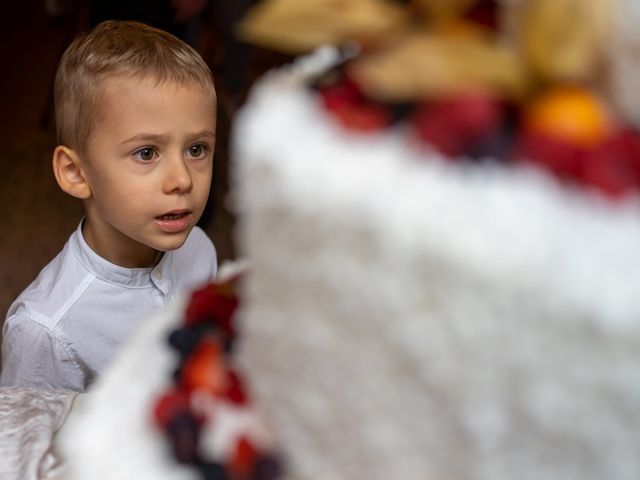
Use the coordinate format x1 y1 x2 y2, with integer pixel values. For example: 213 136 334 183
80 76 216 268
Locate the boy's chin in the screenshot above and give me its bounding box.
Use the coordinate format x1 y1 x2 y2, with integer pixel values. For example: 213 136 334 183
149 231 192 253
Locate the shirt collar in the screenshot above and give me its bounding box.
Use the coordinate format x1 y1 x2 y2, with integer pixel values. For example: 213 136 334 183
71 220 174 294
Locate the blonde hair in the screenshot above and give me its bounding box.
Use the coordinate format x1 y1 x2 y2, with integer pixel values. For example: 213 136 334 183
54 20 215 152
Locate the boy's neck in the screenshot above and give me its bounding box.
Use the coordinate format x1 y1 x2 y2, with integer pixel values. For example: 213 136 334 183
81 218 161 269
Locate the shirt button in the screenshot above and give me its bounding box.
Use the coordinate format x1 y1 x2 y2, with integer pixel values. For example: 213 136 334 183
154 270 162 279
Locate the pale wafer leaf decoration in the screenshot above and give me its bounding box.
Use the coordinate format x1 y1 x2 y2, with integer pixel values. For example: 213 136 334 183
348 29 528 101
235 0 408 54
510 0 618 83
237 0 618 101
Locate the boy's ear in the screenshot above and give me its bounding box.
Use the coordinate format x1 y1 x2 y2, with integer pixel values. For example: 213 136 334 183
52 146 91 199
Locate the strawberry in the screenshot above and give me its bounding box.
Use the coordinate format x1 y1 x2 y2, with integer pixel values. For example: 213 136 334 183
181 337 227 394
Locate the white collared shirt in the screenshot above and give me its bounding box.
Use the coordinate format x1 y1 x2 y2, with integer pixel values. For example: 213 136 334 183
0 222 217 391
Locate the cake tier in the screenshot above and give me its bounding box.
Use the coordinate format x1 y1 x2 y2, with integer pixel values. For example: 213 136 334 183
232 48 640 480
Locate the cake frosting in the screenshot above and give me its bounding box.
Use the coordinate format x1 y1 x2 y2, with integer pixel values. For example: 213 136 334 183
230 45 640 480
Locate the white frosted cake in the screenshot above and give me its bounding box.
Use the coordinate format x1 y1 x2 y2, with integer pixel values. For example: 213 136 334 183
230 41 640 480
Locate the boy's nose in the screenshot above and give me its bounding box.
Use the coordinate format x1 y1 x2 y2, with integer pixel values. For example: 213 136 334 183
163 156 193 194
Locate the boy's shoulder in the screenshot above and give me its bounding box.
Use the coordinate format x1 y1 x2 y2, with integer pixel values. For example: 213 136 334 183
6 229 90 329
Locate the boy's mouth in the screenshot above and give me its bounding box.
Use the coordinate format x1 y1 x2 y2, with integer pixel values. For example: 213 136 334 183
155 210 192 233
156 210 190 221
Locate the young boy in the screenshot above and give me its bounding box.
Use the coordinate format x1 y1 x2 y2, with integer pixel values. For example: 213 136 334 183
0 20 218 391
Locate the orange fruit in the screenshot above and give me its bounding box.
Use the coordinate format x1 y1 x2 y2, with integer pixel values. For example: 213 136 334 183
523 85 613 147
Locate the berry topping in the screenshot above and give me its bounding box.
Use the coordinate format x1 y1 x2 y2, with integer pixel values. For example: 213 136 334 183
186 283 239 336
154 276 282 479
168 327 200 356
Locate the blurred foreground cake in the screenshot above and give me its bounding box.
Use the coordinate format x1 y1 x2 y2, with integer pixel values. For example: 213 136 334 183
232 0 640 479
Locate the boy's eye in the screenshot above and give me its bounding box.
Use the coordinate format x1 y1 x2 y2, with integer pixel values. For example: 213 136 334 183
135 148 156 161
188 144 207 158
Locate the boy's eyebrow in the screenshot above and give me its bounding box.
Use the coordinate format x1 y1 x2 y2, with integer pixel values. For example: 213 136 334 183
121 133 169 145
120 130 216 145
188 130 216 141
